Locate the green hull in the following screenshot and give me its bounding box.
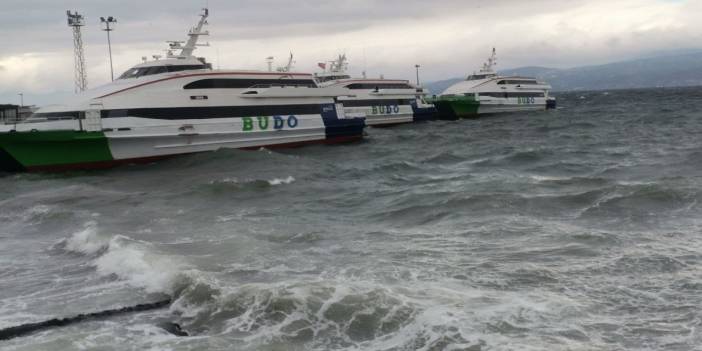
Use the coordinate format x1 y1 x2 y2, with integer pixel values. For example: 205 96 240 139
430 95 480 120
0 130 114 172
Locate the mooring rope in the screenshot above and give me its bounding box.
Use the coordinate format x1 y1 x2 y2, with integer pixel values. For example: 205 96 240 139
0 299 173 341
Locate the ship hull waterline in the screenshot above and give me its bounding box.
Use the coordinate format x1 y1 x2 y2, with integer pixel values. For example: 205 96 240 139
0 128 363 173
432 96 550 120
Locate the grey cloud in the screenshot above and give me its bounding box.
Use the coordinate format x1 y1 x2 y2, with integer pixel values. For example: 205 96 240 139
2 0 701 103
2 0 581 54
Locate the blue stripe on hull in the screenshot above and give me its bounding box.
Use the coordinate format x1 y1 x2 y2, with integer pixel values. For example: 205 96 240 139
320 104 366 140
411 102 439 122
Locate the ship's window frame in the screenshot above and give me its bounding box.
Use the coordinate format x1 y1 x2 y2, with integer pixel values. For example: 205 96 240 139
478 92 545 98
340 99 413 107
345 83 413 90
498 80 539 85
183 78 317 90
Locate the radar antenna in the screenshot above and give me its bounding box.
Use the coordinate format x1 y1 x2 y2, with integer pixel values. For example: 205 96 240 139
66 10 87 93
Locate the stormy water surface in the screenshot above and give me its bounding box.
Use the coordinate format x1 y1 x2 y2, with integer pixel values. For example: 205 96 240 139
1 86 702 350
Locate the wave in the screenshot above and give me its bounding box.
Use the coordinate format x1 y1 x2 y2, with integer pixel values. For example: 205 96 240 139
54 222 187 295
167 281 479 350
578 183 699 220
528 175 610 187
535 121 598 133
52 221 108 255
202 175 297 193
474 149 555 167
162 277 595 350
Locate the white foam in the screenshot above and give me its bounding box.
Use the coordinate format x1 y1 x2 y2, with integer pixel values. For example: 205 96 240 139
212 177 238 184
55 221 188 295
93 235 184 294
528 175 570 182
268 176 295 186
62 221 109 255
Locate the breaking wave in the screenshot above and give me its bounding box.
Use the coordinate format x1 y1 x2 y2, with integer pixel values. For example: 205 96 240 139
55 222 187 295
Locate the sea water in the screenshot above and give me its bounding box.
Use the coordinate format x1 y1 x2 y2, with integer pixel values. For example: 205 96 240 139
1 86 701 350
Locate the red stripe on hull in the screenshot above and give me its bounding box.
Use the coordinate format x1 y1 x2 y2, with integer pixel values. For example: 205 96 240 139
24 135 363 172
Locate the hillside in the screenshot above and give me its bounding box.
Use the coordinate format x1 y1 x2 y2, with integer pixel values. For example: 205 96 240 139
426 52 702 93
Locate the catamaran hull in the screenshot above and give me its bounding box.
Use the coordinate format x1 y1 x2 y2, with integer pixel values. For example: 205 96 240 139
411 104 439 122
433 98 547 119
0 113 364 172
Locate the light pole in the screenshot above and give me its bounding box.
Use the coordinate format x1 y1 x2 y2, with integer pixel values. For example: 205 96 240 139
415 64 421 86
100 16 117 81
18 93 23 107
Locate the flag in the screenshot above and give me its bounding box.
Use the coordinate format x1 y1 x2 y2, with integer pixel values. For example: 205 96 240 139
318 62 326 70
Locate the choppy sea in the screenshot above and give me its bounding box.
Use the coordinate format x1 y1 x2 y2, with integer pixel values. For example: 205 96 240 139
1 86 702 350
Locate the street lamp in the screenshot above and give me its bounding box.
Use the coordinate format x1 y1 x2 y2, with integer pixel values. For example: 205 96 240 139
18 93 23 107
415 64 421 86
100 16 117 81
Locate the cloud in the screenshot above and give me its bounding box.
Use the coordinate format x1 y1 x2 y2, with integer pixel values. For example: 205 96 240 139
1 0 701 104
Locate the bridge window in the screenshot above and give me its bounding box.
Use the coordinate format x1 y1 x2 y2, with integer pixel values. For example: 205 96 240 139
118 65 207 79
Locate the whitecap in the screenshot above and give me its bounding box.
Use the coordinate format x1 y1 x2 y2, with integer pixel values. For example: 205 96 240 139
268 176 295 186
58 221 110 255
93 235 185 294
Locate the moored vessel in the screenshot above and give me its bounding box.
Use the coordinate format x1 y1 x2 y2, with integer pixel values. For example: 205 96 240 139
315 54 437 126
431 49 555 119
0 9 365 172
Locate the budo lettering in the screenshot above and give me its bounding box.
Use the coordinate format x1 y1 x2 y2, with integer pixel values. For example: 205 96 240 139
242 116 299 131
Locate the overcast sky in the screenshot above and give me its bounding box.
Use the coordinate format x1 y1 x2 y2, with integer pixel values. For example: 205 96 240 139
1 0 700 105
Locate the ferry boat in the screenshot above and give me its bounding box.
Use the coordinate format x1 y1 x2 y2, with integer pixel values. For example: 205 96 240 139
314 54 437 126
0 9 365 172
432 49 556 119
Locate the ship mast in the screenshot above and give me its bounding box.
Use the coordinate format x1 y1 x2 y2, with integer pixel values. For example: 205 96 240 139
165 8 210 59
276 52 295 72
329 54 348 74
480 48 497 74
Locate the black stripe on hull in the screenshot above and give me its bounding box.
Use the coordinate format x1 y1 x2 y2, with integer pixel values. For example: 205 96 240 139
33 104 326 120
101 104 324 119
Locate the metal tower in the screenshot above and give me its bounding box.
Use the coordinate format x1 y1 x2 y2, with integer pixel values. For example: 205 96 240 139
66 10 87 93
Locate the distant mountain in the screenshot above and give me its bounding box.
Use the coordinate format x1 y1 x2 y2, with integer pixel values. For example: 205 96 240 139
425 52 702 93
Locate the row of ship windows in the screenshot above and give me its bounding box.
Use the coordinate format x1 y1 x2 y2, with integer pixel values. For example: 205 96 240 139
182 79 414 90
345 83 414 90
497 80 539 85
476 92 545 98
184 79 317 89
